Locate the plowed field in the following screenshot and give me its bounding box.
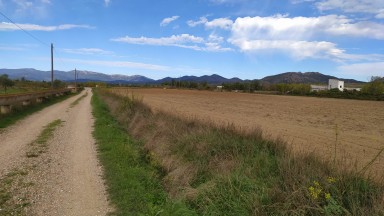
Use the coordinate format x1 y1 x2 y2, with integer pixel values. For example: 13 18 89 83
114 88 384 173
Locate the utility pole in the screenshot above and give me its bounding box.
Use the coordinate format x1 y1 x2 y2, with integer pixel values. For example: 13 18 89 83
51 43 54 88
75 68 77 92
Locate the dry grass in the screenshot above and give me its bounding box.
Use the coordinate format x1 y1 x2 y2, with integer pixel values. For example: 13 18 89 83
97 88 384 215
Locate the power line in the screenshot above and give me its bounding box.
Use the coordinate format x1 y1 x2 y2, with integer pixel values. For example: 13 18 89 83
0 10 49 47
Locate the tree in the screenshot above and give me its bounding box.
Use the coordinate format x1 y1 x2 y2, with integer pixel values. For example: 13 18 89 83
0 74 15 93
362 78 384 95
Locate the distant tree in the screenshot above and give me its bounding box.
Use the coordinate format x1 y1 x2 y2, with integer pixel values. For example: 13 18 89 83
362 78 384 95
0 74 15 93
370 76 383 82
52 79 65 88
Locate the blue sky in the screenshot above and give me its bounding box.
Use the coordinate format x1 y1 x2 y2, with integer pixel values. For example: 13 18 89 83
0 0 383 81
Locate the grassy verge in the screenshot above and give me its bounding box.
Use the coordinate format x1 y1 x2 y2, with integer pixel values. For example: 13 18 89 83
0 93 76 129
91 89 196 216
95 88 384 215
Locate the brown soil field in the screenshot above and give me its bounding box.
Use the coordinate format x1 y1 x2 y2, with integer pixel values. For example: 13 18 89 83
113 88 384 174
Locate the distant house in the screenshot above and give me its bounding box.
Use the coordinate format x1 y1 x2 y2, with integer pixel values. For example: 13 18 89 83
67 84 77 93
311 79 345 92
328 79 344 91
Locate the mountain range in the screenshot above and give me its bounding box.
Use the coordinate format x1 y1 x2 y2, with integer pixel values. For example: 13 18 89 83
0 68 363 85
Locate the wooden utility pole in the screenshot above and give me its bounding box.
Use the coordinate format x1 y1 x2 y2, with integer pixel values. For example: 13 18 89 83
75 68 77 92
51 43 54 88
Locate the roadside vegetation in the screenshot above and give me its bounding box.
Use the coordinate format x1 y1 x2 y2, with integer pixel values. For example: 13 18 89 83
93 88 384 215
0 93 75 129
0 74 67 95
92 90 196 216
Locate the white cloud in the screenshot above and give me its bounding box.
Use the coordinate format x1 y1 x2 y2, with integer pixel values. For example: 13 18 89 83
11 0 51 18
187 16 208 27
104 0 110 7
62 48 113 55
316 0 384 19
111 34 231 52
338 62 384 77
209 0 250 4
59 58 170 71
112 34 204 46
226 14 384 60
160 16 179 26
291 0 315 4
231 15 384 40
188 16 233 30
375 9 384 19
0 22 94 31
228 39 348 60
0 46 25 51
205 18 233 30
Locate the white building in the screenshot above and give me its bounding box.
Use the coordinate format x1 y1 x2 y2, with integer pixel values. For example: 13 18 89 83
328 79 344 91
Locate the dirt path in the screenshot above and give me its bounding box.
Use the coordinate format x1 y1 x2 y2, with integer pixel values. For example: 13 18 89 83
0 88 111 215
118 88 384 174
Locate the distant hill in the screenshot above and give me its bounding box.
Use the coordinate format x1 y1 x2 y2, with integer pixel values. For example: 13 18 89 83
0 68 364 85
0 68 153 84
261 72 363 84
156 74 242 85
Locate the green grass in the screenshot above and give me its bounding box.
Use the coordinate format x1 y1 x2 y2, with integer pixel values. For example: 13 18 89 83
0 93 74 129
95 88 384 215
91 90 196 216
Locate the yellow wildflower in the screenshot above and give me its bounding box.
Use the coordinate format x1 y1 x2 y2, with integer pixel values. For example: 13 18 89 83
327 177 336 183
325 193 331 200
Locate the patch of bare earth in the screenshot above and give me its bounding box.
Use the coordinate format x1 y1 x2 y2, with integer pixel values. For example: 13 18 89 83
0 89 111 215
117 88 384 174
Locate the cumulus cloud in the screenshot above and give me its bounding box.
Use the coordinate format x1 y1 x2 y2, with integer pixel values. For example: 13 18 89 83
160 16 180 27
228 39 348 60
187 16 208 27
226 14 384 60
338 62 384 77
62 48 113 55
230 15 384 41
60 58 170 71
104 0 111 7
209 0 250 4
0 22 94 31
205 18 233 29
291 0 315 4
111 34 231 52
10 0 52 18
188 16 233 30
316 0 384 19
112 34 204 45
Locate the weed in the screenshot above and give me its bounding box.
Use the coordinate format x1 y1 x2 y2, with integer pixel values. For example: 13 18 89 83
0 93 75 129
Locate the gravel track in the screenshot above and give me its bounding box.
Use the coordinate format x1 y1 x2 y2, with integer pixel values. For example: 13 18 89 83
0 88 111 215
